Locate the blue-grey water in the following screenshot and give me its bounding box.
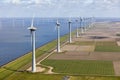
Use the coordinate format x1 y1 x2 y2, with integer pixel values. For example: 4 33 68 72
0 17 120 66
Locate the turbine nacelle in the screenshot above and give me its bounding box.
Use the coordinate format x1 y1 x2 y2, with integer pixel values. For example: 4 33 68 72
68 19 72 23
28 27 37 31
28 15 37 31
56 20 60 26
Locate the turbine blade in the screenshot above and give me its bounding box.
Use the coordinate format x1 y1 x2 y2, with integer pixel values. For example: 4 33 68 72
54 25 57 31
56 19 58 24
54 19 58 31
31 14 35 27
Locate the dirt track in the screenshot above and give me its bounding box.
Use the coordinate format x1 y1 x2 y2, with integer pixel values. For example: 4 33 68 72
48 52 120 61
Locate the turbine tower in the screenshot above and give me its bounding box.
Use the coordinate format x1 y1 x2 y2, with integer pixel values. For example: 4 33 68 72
83 18 86 32
28 16 37 72
56 20 61 52
80 17 83 35
76 19 79 38
68 19 72 43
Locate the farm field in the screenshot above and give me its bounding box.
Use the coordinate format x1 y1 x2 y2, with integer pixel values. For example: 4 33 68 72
4 73 64 80
70 76 120 80
4 72 120 80
41 60 114 75
69 41 120 52
95 41 120 52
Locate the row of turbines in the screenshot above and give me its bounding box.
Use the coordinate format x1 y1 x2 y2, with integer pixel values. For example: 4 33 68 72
28 17 95 72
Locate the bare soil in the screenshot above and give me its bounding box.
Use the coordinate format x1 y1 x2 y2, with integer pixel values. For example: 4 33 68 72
48 52 120 61
61 45 95 52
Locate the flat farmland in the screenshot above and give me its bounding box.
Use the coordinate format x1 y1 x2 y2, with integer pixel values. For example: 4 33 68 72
41 60 114 75
70 76 120 80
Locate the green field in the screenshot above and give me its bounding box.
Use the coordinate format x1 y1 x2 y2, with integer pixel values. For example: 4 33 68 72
4 73 120 80
95 41 120 52
41 60 114 75
70 76 120 80
4 73 64 80
3 73 120 80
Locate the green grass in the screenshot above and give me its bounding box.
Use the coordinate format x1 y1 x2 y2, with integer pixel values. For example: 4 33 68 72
95 46 120 52
70 76 120 80
96 42 117 46
95 41 120 52
0 34 69 80
41 60 114 75
4 72 120 80
4 72 64 80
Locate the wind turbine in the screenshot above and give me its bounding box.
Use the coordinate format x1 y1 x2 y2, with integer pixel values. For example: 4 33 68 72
80 17 83 35
75 19 79 38
68 19 72 43
28 16 37 72
56 20 61 53
83 18 87 32
88 18 91 28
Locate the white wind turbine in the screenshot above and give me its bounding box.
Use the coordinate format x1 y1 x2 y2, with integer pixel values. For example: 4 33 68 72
28 16 37 72
56 20 61 53
76 19 79 38
68 19 72 43
80 17 84 36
